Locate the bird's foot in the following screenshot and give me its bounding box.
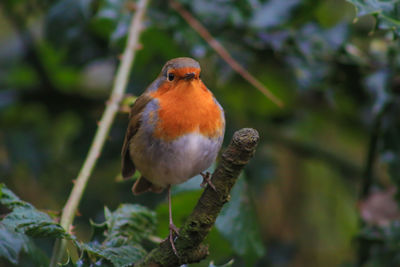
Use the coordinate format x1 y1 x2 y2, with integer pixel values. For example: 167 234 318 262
200 172 216 191
168 223 180 256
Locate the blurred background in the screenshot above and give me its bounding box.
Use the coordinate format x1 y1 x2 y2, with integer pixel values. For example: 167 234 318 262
1 0 400 266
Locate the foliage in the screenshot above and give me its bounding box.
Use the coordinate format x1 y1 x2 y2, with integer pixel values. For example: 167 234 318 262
347 0 400 36
0 185 155 266
0 184 73 240
1 0 400 266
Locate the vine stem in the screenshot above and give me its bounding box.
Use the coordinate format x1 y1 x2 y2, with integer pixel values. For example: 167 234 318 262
49 0 150 265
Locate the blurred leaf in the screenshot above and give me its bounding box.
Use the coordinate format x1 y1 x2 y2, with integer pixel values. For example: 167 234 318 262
287 22 349 89
347 0 400 36
5 64 38 89
92 0 132 44
250 0 300 29
364 69 390 114
215 176 265 266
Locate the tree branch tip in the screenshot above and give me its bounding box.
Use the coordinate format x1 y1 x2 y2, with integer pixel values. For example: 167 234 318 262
232 128 260 149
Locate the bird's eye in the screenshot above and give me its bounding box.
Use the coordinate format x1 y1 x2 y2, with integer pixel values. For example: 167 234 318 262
168 73 175 81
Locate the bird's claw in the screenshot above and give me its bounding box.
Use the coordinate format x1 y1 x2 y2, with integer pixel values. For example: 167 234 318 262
168 223 179 256
200 172 216 191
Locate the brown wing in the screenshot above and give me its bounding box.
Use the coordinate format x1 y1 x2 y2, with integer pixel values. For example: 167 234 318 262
121 94 152 178
132 176 164 195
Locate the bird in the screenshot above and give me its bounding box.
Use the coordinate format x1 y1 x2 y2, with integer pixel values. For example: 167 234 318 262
121 57 225 255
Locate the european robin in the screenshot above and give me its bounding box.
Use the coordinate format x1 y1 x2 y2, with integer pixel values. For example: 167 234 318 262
121 57 225 254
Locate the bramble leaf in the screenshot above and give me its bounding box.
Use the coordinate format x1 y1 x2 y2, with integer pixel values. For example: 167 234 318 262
0 183 72 240
80 204 156 266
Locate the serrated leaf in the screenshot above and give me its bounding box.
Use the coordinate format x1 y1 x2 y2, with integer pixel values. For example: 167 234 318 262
104 204 157 243
78 204 156 266
215 176 265 266
2 207 68 238
0 184 73 240
0 184 31 209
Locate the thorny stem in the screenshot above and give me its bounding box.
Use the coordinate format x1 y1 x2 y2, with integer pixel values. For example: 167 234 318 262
49 0 150 265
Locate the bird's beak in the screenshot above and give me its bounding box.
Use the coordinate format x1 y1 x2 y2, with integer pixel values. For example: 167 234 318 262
183 72 196 81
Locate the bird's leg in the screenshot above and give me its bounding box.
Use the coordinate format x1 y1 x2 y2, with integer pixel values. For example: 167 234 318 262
200 172 216 191
167 185 179 256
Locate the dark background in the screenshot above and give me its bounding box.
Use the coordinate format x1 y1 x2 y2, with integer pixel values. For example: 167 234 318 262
1 0 400 266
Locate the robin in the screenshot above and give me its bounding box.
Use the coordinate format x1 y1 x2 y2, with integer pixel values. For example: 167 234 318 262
121 57 225 255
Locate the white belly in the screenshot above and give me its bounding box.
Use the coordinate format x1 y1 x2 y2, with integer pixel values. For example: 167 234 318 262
130 132 223 187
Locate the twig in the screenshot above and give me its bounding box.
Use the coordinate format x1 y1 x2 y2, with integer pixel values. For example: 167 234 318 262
136 128 260 267
49 0 150 265
169 0 283 108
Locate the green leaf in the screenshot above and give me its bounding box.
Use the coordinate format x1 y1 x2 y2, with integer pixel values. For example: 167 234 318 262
80 204 156 266
0 224 30 265
0 224 49 266
0 183 72 240
82 242 146 267
2 207 68 238
104 204 157 243
347 0 400 36
0 184 31 208
215 176 265 266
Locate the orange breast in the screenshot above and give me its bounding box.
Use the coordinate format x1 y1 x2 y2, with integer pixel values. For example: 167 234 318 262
150 80 223 141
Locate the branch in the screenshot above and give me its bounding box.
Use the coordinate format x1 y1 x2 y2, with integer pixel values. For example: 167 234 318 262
136 128 260 267
169 0 283 108
49 0 150 265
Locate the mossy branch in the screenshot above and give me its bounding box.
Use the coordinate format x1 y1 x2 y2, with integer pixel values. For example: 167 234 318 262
136 128 260 267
